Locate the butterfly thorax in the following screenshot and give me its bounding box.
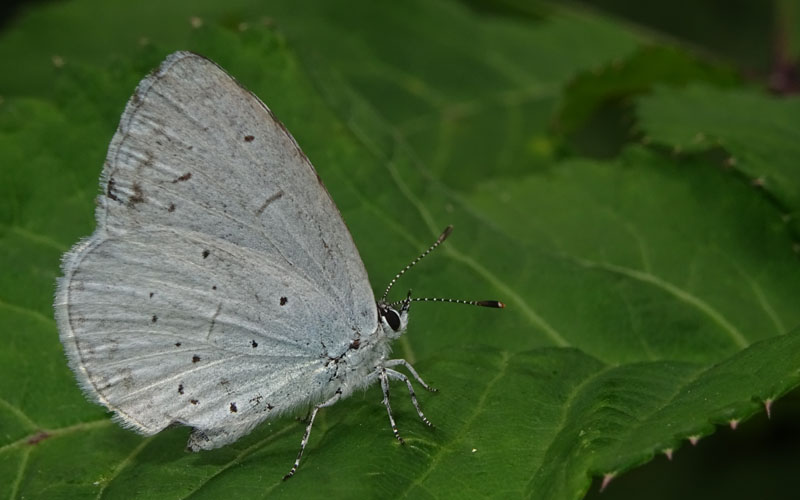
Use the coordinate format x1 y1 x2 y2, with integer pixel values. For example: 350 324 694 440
322 304 408 399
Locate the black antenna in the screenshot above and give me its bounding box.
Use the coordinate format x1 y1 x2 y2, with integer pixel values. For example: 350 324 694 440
381 225 454 302
381 226 505 309
390 297 505 309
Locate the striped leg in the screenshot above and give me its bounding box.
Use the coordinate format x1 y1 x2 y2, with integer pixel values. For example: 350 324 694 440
283 388 342 480
385 368 434 427
384 358 437 392
379 368 405 444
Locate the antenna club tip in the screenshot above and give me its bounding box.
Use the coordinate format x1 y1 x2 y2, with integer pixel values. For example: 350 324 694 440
438 225 454 242
477 300 505 308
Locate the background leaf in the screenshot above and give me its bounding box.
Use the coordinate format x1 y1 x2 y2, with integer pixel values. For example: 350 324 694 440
1 1 799 499
636 85 800 233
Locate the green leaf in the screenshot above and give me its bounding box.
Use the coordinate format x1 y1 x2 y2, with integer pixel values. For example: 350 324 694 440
2 3 800 500
636 85 800 233
553 45 740 153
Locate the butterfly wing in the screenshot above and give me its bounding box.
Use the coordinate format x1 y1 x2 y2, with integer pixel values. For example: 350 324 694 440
55 52 377 447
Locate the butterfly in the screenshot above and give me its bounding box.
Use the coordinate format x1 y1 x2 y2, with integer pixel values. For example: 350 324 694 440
55 51 503 479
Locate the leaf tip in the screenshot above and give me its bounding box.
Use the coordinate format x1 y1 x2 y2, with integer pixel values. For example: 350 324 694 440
764 398 773 419
663 448 673 461
729 419 739 430
688 435 700 446
600 473 616 492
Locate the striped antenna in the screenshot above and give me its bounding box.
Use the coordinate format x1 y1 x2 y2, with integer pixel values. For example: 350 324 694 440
381 225 454 302
390 297 506 309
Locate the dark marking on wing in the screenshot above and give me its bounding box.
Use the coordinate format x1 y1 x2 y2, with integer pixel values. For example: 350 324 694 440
349 338 360 350
202 249 210 259
151 314 158 323
106 178 119 201
266 403 274 410
127 182 145 207
229 402 238 413
172 172 192 183
190 399 199 405
206 303 222 340
178 383 184 394
149 292 154 298
192 355 201 363
175 342 181 347
212 285 217 290
280 296 287 306
167 203 176 213
251 340 258 348
142 151 155 168
255 190 284 216
244 135 254 142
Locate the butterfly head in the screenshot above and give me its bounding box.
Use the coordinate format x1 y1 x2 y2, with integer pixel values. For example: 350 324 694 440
377 290 411 339
377 226 504 339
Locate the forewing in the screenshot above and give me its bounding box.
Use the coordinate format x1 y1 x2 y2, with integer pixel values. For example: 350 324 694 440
55 52 376 439
101 51 374 331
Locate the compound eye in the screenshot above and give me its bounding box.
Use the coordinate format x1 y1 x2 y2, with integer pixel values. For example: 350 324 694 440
382 308 401 331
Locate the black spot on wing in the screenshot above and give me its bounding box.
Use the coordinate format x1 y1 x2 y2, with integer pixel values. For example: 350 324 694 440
106 178 120 202
172 172 192 183
127 182 145 207
230 402 237 413
280 296 287 306
202 249 210 259
151 314 158 323
192 355 201 363
190 399 199 405
244 135 254 142
250 340 258 348
178 384 184 395
167 203 176 213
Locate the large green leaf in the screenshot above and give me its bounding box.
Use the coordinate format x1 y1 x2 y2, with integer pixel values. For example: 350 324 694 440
2 2 800 500
636 85 800 234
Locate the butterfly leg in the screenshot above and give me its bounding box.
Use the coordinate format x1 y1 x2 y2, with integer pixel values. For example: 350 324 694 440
385 368 434 428
283 388 342 480
379 368 405 445
384 358 438 392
